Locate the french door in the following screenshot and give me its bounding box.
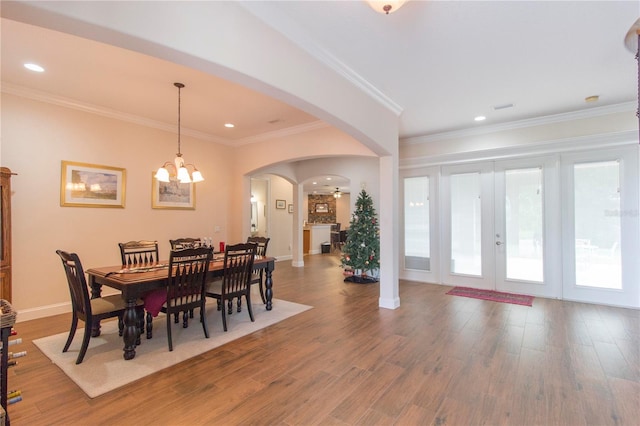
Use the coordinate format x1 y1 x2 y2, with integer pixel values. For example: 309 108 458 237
441 157 561 298
560 147 639 307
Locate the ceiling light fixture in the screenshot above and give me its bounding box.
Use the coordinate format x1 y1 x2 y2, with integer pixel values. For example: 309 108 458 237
224 123 235 128
24 63 44 72
333 187 342 198
474 116 486 122
367 0 406 14
624 18 640 142
155 82 204 183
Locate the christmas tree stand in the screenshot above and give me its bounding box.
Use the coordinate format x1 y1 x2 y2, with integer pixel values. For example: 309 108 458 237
344 275 378 284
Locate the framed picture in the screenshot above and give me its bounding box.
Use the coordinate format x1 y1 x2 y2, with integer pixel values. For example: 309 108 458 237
60 161 126 208
288 204 294 213
315 203 329 213
276 199 286 209
152 172 195 210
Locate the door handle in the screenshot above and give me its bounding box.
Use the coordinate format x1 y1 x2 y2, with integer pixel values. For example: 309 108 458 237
496 241 502 246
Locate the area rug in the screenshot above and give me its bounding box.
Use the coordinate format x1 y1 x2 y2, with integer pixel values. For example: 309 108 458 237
446 286 534 306
33 298 311 398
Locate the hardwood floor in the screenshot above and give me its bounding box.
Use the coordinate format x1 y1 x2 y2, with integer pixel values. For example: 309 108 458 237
7 254 640 425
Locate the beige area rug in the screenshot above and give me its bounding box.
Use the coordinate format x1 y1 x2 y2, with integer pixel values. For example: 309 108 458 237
33 298 311 398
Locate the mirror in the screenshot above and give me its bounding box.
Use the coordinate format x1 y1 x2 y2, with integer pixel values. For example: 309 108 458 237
251 199 258 234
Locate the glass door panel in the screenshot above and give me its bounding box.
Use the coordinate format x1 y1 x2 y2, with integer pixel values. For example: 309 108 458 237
504 168 544 282
562 147 639 308
573 161 621 289
403 176 430 271
450 173 482 276
442 162 494 289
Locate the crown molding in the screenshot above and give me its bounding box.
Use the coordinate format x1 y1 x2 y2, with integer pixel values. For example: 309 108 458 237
399 129 638 169
401 102 637 145
2 82 331 145
233 121 330 146
239 2 404 117
1 82 231 144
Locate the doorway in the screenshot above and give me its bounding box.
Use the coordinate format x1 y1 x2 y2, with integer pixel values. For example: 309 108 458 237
440 158 560 298
431 146 639 307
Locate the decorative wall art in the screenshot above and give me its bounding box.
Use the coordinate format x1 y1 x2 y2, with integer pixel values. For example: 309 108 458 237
315 203 329 213
276 199 286 209
60 161 126 208
152 172 195 210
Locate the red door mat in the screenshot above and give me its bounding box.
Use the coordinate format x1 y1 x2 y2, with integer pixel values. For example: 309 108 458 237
446 286 534 306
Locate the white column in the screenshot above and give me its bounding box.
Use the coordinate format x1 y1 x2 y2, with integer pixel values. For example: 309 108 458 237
292 183 304 267
378 155 400 309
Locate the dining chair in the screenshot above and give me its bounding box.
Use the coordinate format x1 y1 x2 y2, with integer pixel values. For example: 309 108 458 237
330 223 341 252
247 236 270 304
118 240 159 266
162 246 213 351
206 243 257 331
118 240 160 339
169 237 202 250
55 249 144 364
169 238 211 323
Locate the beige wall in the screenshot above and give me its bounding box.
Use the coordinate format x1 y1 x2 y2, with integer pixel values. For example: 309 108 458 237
1 92 383 320
1 93 233 320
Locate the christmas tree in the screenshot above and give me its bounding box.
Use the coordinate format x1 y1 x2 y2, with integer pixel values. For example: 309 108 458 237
341 189 380 283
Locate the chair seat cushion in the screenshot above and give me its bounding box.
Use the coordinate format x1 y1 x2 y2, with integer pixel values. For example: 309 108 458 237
90 294 142 315
142 288 167 317
206 279 223 295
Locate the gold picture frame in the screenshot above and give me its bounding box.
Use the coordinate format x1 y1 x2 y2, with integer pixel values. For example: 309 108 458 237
276 199 286 209
152 172 195 210
60 161 126 208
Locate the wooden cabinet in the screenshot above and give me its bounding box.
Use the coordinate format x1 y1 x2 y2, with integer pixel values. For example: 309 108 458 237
303 229 310 254
1 168 13 303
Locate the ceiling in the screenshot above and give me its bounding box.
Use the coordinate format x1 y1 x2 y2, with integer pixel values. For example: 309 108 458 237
1 2 638 170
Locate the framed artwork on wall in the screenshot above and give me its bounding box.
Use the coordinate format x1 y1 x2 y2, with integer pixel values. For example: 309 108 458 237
288 204 294 213
276 199 286 209
151 172 195 210
60 160 126 208
315 203 329 213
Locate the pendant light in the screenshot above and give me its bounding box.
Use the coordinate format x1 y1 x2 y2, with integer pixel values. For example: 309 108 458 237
155 82 204 183
333 187 342 198
624 18 640 143
367 0 406 15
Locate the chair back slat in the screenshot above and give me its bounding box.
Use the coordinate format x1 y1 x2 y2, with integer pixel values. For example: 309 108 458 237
56 250 91 318
167 247 213 311
247 236 270 256
119 240 159 266
222 243 257 296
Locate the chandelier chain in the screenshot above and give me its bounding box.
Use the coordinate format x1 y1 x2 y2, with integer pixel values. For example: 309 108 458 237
176 82 182 156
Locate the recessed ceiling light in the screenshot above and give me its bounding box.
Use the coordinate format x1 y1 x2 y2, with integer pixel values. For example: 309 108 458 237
224 123 235 128
24 63 44 72
312 181 317 185
585 95 599 103
326 177 332 181
493 103 514 110
474 116 486 122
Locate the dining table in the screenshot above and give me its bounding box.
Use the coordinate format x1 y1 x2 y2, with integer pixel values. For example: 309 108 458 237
85 254 275 360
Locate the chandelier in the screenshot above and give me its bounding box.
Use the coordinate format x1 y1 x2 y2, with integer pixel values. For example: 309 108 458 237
155 82 204 183
333 187 342 198
367 0 406 15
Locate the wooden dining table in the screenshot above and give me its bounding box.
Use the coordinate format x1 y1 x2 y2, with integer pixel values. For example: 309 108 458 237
86 255 275 360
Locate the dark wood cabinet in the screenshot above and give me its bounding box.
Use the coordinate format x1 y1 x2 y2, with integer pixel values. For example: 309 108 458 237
1 167 14 302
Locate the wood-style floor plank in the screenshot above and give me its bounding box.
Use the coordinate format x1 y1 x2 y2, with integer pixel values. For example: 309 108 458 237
6 253 640 425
